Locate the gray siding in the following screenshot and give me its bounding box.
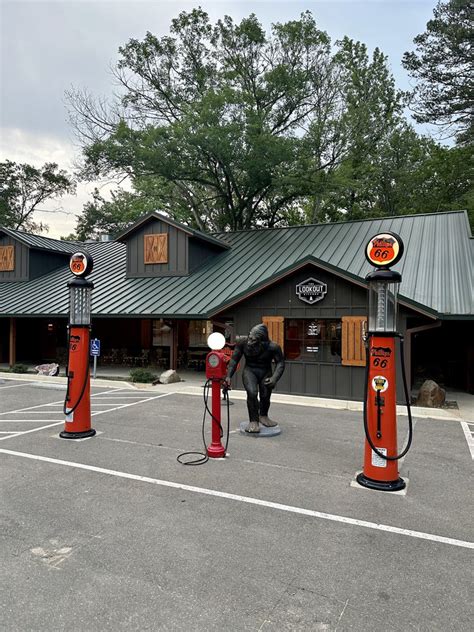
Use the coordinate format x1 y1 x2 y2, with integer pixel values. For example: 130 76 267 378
29 251 69 280
126 218 189 277
227 264 409 401
0 235 28 282
189 239 224 272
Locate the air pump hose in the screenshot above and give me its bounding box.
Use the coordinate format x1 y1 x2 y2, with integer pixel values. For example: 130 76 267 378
62 330 91 416
176 378 231 466
362 334 413 461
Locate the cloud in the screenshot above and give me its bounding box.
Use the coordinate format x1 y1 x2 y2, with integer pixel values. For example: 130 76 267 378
0 127 123 238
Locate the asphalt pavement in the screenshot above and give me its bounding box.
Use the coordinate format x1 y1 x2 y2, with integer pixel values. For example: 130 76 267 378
1 377 473 631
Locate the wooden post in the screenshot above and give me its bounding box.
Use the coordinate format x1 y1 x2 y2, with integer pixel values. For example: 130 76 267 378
9 317 16 367
171 321 178 370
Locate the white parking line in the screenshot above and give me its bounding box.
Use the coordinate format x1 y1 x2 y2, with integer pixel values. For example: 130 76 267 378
91 393 174 417
0 391 175 441
1 447 473 550
0 420 63 423
460 421 474 460
0 422 64 441
0 388 126 416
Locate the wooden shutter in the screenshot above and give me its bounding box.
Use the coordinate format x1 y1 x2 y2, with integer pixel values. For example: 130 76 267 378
262 316 284 349
0 245 14 271
341 316 367 366
144 234 168 264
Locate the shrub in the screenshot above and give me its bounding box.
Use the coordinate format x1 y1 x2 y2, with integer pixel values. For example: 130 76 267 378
129 368 157 383
10 364 29 374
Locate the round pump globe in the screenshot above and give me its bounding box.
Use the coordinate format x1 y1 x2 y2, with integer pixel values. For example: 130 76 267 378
207 332 226 350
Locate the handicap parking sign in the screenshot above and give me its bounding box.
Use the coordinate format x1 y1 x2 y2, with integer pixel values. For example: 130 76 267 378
90 338 101 356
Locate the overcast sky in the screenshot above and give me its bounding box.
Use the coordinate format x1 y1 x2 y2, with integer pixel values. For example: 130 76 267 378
0 0 436 238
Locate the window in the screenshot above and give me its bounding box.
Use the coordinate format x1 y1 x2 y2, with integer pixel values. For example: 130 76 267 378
188 320 213 347
152 320 172 346
284 319 342 363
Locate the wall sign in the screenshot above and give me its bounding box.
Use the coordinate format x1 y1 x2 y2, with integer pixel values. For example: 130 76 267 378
296 278 327 304
0 245 14 272
365 232 404 268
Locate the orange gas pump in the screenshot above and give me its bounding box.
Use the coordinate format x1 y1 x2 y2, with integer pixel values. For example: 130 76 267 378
356 232 413 492
60 252 96 440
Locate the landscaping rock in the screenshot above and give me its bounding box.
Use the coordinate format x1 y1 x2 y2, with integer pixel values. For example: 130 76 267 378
158 369 181 384
35 363 60 376
415 379 446 407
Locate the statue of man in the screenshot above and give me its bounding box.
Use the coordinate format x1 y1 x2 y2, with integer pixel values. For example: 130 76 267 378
225 324 285 433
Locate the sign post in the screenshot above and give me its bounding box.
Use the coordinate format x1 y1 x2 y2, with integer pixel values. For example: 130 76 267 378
90 338 101 379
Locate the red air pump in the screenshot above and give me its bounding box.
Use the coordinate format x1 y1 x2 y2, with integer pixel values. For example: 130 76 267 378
357 232 413 492
177 332 231 465
60 252 96 440
205 332 229 458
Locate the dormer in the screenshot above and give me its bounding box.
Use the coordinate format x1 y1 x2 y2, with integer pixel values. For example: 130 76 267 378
116 212 230 278
0 227 77 282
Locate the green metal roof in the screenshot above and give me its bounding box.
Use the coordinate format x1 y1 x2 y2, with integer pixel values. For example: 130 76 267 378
0 226 80 254
0 211 472 319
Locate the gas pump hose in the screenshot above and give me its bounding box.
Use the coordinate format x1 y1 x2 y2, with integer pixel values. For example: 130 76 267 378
363 335 413 461
62 331 91 416
177 378 231 465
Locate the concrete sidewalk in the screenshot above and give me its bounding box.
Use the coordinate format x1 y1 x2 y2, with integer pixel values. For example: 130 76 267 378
1 369 469 422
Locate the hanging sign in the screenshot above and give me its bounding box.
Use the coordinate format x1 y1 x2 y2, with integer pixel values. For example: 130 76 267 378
69 252 93 277
365 232 404 268
296 278 327 305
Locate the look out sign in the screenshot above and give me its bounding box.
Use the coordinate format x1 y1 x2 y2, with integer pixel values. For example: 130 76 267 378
365 232 403 268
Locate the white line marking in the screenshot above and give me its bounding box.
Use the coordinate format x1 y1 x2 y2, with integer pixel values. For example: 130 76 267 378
91 396 157 400
0 388 126 416
0 420 63 423
0 422 63 441
460 421 474 460
90 392 175 416
1 448 472 550
2 411 64 414
0 383 29 390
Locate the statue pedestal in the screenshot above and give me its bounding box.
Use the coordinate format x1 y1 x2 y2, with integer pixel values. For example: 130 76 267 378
239 422 281 437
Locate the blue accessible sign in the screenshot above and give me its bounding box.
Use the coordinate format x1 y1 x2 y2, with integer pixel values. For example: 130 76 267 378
90 338 101 357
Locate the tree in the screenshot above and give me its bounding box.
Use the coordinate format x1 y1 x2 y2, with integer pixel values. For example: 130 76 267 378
402 0 473 145
0 161 75 232
74 185 158 240
67 10 403 233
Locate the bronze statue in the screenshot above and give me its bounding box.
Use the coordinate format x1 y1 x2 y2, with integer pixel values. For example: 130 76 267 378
225 324 285 433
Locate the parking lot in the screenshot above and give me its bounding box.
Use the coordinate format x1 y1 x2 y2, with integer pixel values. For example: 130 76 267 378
1 377 473 631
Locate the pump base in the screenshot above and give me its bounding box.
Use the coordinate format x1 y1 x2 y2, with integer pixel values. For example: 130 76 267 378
60 428 96 440
356 472 406 492
207 444 226 459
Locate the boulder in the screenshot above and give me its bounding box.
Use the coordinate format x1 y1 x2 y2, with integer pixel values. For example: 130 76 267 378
158 369 181 384
415 379 446 408
35 363 60 376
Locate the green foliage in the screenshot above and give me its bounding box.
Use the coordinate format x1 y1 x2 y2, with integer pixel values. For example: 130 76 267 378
67 8 473 237
0 161 75 232
68 10 404 234
129 368 157 383
10 364 29 374
402 0 473 145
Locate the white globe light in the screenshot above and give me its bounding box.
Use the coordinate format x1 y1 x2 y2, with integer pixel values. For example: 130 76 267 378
207 332 226 350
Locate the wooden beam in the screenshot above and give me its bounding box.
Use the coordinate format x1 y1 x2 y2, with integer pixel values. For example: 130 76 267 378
9 317 16 367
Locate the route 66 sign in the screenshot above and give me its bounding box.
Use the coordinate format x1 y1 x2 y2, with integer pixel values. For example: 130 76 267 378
296 278 327 305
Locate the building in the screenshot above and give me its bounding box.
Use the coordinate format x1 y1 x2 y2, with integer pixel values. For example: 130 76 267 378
1 210 473 398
